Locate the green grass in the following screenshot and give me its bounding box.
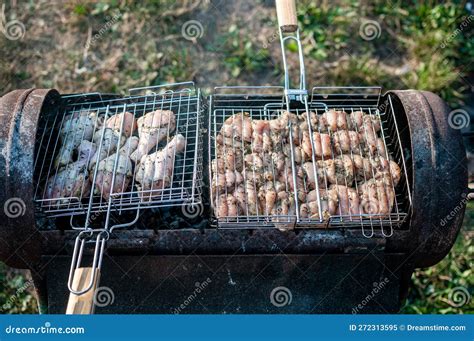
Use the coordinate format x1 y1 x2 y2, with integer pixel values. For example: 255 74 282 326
0 264 37 314
401 202 473 314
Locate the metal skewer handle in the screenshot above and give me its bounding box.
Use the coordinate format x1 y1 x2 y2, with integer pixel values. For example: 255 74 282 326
276 0 306 101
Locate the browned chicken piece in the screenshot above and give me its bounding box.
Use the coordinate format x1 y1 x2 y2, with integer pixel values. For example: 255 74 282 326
233 185 247 213
329 185 361 216
376 138 387 157
301 131 313 160
214 169 244 191
332 130 350 153
216 133 244 149
244 169 264 188
347 187 362 215
305 157 353 186
279 166 305 202
211 158 225 174
274 180 286 193
287 111 316 146
106 111 137 137
364 114 381 133
251 119 271 153
348 131 362 154
211 172 227 196
352 154 373 182
130 110 176 163
215 148 244 172
269 111 297 134
302 161 326 190
359 126 378 156
135 134 186 199
273 151 289 173
93 136 139 201
333 130 361 154
371 157 402 187
319 110 348 132
220 112 253 143
358 178 395 217
272 192 297 230
244 153 264 171
245 179 259 215
214 194 228 218
349 111 364 130
300 188 338 220
45 161 90 204
77 140 97 167
302 131 332 160
54 111 98 168
89 128 126 171
301 111 318 129
349 111 381 132
334 154 355 186
226 194 239 217
45 140 96 203
257 181 277 215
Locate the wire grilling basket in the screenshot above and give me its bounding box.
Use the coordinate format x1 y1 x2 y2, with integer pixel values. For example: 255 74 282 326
208 0 412 236
34 82 203 220
32 82 204 304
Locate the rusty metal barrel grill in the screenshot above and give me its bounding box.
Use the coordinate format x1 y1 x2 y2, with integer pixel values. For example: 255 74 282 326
0 0 468 314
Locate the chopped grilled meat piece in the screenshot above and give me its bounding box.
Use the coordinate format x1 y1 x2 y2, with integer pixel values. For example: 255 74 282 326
358 178 395 216
220 112 253 143
319 110 348 132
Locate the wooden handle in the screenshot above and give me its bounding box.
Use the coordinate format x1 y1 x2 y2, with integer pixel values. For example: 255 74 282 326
66 267 100 315
276 0 298 32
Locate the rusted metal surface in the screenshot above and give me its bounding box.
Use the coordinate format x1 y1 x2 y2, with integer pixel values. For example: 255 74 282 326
39 229 389 256
384 90 468 268
44 254 406 313
0 88 60 269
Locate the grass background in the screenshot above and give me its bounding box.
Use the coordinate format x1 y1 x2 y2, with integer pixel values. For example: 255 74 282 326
0 0 473 314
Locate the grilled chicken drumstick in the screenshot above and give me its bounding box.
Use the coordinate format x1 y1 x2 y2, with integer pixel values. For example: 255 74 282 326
45 140 97 204
93 136 139 201
130 110 176 163
135 134 186 199
54 111 98 168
